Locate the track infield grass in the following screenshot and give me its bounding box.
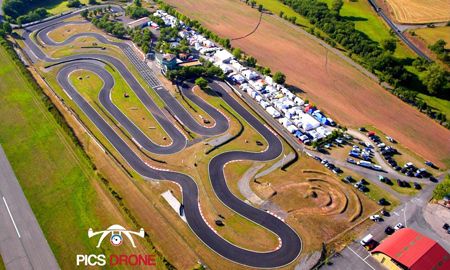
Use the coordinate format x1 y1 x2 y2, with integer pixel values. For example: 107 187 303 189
69 69 173 146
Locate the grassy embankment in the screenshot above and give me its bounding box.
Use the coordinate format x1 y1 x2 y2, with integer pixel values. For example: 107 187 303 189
0 43 169 268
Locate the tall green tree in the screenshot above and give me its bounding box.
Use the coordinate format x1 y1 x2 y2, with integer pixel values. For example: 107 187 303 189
331 0 344 16
422 63 447 95
195 77 208 89
381 39 397 53
273 71 286 84
232 48 242 59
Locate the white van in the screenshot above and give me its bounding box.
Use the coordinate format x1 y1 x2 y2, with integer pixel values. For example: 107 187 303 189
360 234 373 246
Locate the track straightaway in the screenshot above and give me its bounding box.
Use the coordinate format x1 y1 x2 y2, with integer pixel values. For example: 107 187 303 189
20 10 302 268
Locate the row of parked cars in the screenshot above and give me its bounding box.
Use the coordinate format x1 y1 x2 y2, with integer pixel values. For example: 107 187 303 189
314 156 343 175
341 176 390 205
378 175 422 189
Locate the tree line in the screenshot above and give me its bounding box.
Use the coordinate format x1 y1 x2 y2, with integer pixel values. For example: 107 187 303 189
82 8 152 53
2 0 99 25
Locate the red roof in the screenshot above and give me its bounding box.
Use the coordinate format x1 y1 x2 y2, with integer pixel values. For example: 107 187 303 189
372 228 450 270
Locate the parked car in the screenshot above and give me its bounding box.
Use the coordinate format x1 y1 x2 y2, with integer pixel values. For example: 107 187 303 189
413 182 421 190
429 176 438 183
394 223 404 230
345 176 354 182
381 210 389 216
347 158 356 164
378 198 389 206
385 226 395 235
358 186 369 192
397 179 404 187
370 215 382 222
443 223 449 230
425 161 434 167
341 178 351 184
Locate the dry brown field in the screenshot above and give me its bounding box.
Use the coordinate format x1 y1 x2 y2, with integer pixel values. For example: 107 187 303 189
385 0 450 24
165 0 450 168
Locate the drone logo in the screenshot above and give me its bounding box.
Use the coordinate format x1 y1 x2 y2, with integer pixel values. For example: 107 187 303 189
88 225 144 248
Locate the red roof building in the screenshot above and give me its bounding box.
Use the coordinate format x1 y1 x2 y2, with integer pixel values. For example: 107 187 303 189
372 228 450 270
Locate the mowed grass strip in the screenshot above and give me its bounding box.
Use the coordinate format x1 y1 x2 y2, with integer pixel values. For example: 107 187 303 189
0 45 102 265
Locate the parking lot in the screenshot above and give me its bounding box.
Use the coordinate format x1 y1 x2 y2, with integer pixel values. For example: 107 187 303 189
323 181 450 269
322 245 380 270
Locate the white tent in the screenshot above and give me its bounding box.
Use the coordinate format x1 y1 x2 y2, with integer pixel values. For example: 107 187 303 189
214 50 234 63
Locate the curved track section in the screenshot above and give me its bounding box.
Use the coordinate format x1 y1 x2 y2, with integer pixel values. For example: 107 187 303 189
37 21 230 137
21 14 302 268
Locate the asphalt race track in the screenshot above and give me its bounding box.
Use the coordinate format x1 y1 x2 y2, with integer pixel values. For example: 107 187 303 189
20 8 302 268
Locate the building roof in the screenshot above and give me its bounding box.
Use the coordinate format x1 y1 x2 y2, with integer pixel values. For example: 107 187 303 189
127 17 150 28
372 228 450 270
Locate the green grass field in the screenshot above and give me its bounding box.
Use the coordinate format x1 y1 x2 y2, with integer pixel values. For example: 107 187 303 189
0 44 156 268
418 93 450 120
254 0 313 27
69 68 172 146
30 0 89 15
0 44 101 266
319 0 414 59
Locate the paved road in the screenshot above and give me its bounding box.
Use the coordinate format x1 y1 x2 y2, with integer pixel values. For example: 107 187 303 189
20 14 302 268
367 0 431 61
0 146 59 270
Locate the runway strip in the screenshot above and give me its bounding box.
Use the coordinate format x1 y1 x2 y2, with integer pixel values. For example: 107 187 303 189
0 145 60 270
19 11 302 268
